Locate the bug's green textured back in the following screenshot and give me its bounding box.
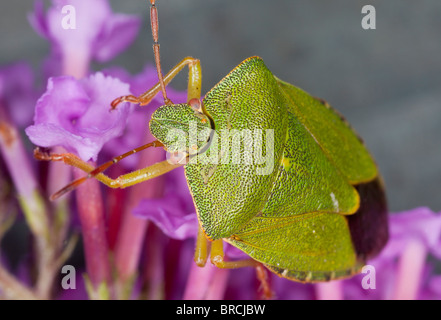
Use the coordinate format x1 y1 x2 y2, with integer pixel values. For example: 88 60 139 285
185 57 288 239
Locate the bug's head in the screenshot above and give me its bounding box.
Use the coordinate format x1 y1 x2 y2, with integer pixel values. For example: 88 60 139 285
149 100 214 162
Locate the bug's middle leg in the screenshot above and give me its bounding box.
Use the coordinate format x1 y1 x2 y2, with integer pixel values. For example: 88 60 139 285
194 225 211 267
34 145 182 200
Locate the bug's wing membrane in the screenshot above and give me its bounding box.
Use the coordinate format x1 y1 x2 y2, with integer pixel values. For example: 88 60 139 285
276 78 378 185
226 212 361 282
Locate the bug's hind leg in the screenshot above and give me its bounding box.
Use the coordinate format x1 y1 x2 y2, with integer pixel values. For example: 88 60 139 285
210 239 273 299
210 239 259 269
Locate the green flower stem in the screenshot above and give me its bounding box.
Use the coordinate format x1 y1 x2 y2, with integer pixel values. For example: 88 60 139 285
84 274 111 300
0 112 49 238
0 264 40 300
0 108 59 299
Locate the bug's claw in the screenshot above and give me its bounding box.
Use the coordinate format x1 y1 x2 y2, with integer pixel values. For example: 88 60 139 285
110 97 123 110
110 95 140 110
33 147 52 161
33 147 73 162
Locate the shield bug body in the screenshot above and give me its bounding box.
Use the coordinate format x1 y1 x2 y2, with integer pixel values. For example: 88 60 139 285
36 0 388 284
149 56 388 282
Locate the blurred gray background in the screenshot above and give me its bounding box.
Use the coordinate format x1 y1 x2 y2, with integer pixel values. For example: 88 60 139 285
1 0 440 213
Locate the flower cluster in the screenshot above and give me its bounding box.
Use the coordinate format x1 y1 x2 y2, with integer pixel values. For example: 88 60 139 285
0 0 440 300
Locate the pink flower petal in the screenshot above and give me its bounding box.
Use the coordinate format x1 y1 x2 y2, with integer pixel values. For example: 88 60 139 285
25 73 132 161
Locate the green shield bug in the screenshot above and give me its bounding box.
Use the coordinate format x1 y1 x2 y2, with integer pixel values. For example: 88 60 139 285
36 0 388 286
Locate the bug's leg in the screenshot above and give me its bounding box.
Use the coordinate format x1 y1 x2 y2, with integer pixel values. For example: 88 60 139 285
34 141 163 186
255 264 273 300
58 159 181 200
34 143 182 200
37 141 162 199
34 148 112 187
111 57 202 109
194 225 211 267
210 240 273 299
210 239 260 269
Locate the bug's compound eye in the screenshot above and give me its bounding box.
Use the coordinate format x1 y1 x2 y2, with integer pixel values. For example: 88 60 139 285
188 99 210 125
166 150 189 165
188 98 203 113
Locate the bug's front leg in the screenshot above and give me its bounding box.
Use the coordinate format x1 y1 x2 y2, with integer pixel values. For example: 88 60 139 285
113 0 202 108
111 57 202 109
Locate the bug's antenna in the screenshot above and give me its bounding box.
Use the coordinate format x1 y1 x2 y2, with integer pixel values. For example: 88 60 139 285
150 0 171 105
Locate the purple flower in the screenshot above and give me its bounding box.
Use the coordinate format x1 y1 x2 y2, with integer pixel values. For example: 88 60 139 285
29 0 141 77
133 192 198 240
3 0 439 301
135 198 441 300
25 72 132 161
385 207 441 259
0 62 37 127
341 207 441 300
